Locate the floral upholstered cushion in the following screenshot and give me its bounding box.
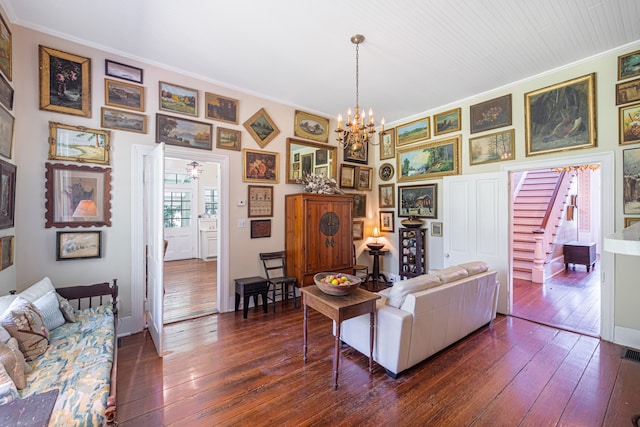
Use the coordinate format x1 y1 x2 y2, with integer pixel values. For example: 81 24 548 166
1 297 49 361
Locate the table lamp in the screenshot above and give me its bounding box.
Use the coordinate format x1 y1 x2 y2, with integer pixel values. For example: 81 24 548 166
366 226 384 250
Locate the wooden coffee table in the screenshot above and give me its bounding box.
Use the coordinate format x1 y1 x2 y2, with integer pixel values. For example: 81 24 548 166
300 285 380 389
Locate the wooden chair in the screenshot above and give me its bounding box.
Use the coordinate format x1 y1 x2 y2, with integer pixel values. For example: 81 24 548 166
353 245 369 281
260 251 298 311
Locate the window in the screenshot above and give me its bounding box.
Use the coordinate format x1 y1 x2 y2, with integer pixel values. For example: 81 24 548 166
164 172 193 185
164 191 191 228
204 188 218 216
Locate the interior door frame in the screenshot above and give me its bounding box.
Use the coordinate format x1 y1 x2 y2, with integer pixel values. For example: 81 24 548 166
502 151 614 342
163 171 199 261
129 144 230 337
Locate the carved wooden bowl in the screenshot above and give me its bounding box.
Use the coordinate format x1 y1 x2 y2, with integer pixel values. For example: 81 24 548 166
314 272 362 296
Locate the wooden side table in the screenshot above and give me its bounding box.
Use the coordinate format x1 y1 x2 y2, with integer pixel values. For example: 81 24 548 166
234 276 269 319
300 286 380 389
367 248 389 285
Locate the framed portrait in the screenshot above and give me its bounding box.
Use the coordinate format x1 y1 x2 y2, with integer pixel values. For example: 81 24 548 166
243 108 280 148
0 235 13 270
356 166 373 191
379 211 395 233
0 158 15 229
353 220 364 241
216 127 241 151
619 102 640 145
294 110 329 143
248 185 273 218
0 104 13 159
45 163 112 228
470 94 511 134
379 184 395 208
105 59 143 84
250 219 271 238
469 129 515 165
39 45 91 117
623 147 640 214
616 77 640 105
353 193 366 218
340 164 356 189
434 108 461 136
396 117 430 146
101 107 147 134
48 121 110 165
619 49 640 81
344 142 368 164
397 135 461 182
624 217 640 228
525 73 596 156
379 128 396 160
205 92 239 124
431 222 443 237
56 231 102 261
159 81 197 116
243 149 279 183
0 72 13 110
105 78 144 112
0 13 11 81
156 113 212 150
398 184 437 218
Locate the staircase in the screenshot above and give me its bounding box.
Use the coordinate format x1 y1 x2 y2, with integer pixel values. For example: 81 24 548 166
512 170 572 280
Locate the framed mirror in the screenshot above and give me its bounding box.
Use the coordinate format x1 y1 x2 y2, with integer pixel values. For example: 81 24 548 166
286 138 337 184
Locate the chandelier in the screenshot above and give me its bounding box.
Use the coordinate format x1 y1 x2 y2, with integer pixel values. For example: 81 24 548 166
186 161 203 180
335 34 381 152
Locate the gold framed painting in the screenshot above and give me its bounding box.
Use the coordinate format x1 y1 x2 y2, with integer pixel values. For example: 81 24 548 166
242 148 279 183
159 81 197 116
39 45 91 117
379 128 396 160
379 184 395 208
48 121 111 165
396 135 461 182
356 166 373 191
243 108 280 148
470 95 512 134
525 73 596 156
619 102 640 145
618 49 640 81
624 217 640 228
353 220 364 240
0 235 13 270
339 164 356 189
216 127 241 151
396 117 430 146
469 129 515 165
105 78 145 112
0 13 11 81
205 92 239 124
101 107 147 134
294 110 329 143
434 108 461 136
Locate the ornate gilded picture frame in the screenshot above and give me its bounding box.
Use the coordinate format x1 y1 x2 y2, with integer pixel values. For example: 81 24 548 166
49 121 111 165
105 78 144 112
39 45 91 117
243 108 280 148
396 117 430 146
397 135 461 182
206 92 239 124
470 94 511 134
242 149 279 183
294 110 329 143
159 81 198 116
434 108 461 136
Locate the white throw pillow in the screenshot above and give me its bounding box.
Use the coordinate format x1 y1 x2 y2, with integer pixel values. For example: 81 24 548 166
0 325 10 343
20 277 56 303
34 290 66 331
387 274 441 308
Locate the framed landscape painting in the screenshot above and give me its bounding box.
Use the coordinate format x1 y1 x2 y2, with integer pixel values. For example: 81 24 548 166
0 104 13 159
469 129 515 165
39 45 91 117
618 49 640 80
615 77 640 105
434 108 461 136
619 102 640 145
470 94 511 134
398 184 437 218
294 110 329 143
0 13 11 81
623 147 640 214
105 79 144 112
206 92 239 124
0 72 13 110
397 135 461 182
56 231 102 260
525 74 596 156
216 127 241 151
353 220 364 240
101 107 147 134
396 117 430 146
48 122 111 165
159 81 198 116
105 59 143 84
243 108 280 148
156 113 212 151
0 235 13 270
0 158 15 229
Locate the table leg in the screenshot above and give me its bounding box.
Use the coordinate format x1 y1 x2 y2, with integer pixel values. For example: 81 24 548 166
369 311 375 373
261 291 268 313
234 292 240 312
303 304 308 363
334 321 341 390
243 296 249 319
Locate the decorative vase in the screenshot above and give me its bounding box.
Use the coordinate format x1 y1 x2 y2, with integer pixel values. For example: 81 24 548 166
401 216 423 228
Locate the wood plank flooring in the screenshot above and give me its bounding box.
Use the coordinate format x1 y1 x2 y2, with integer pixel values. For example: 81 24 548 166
513 261 600 337
163 259 217 324
117 300 640 426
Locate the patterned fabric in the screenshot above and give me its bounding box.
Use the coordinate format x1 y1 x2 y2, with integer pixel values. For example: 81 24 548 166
0 325 10 343
0 338 30 389
34 290 66 331
0 362 19 405
21 305 114 427
1 297 49 361
56 293 76 323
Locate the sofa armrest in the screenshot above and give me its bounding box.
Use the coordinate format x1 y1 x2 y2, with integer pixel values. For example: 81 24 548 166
56 280 118 316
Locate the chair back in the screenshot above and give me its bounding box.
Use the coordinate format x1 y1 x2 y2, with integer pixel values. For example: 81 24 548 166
259 251 288 280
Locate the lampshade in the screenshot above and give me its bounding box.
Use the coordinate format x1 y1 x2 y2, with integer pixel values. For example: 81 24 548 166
366 226 384 250
371 226 381 239
73 200 97 217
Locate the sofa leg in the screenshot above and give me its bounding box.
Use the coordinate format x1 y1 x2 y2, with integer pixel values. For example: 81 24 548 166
385 369 399 379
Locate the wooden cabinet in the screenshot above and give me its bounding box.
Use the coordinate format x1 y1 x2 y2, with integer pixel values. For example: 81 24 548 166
563 241 596 272
399 227 426 279
286 193 354 287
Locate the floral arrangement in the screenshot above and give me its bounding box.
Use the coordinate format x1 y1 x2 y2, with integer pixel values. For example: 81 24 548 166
297 173 344 194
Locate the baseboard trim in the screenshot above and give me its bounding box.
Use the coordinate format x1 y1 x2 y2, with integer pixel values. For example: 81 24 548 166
614 325 640 350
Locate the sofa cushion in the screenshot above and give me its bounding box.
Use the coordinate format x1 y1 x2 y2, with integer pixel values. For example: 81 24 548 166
19 277 56 303
1 297 49 361
0 325 10 343
56 293 76 323
0 338 30 389
433 266 469 284
0 362 19 405
459 261 489 276
387 274 441 308
0 295 17 318
34 290 66 331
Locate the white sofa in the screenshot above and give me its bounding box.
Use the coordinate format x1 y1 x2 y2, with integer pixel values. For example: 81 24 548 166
340 262 499 378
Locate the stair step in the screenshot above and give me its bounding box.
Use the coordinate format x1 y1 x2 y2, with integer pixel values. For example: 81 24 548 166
520 184 557 191
514 210 546 218
514 196 556 204
513 241 536 251
513 270 532 281
513 225 539 233
513 260 533 270
514 217 544 226
513 203 551 210
513 235 535 243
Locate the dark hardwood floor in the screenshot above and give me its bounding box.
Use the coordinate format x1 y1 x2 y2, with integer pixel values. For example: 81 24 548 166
513 261 600 337
163 259 217 324
118 299 640 426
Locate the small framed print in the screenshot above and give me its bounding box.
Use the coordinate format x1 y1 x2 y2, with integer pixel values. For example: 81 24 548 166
353 193 366 218
618 49 640 80
105 79 145 112
244 108 280 148
56 231 102 260
39 45 91 117
49 121 110 165
624 217 640 228
0 235 13 270
356 166 373 191
0 158 15 229
0 103 14 159
470 94 512 134
431 221 443 237
248 185 273 218
353 220 364 241
243 149 279 183
379 211 394 233
159 81 198 117
379 184 395 208
616 77 640 105
206 92 239 124
340 164 356 188
379 128 396 160
216 127 241 151
105 59 143 84
250 219 271 238
434 108 461 136
619 102 640 145
101 107 147 134
0 13 11 81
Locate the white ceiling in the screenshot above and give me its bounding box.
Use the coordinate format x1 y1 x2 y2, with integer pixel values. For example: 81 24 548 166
3 0 640 124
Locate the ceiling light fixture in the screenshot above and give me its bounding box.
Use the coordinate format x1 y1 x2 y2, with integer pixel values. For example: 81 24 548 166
186 161 203 180
335 34 382 153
